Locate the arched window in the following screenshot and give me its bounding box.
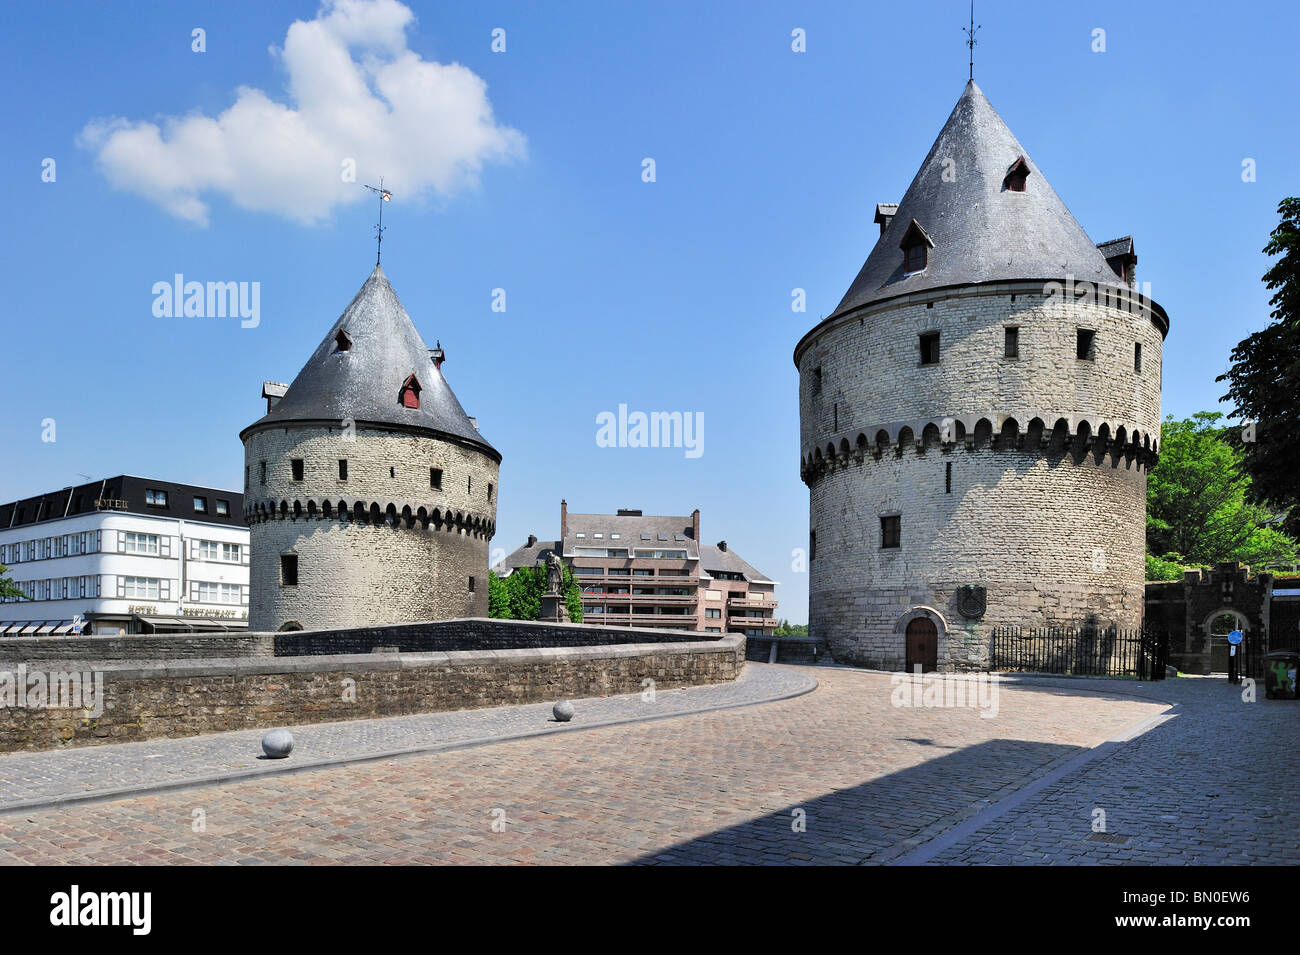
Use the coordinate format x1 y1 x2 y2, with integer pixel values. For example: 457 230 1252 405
399 374 421 409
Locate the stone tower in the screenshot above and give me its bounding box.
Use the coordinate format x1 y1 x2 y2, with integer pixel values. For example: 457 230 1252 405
240 266 499 632
795 82 1169 670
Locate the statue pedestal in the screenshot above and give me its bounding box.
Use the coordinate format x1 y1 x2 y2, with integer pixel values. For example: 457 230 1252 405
540 592 570 624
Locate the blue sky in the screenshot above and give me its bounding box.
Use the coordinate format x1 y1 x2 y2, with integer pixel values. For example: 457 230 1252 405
2 0 1297 622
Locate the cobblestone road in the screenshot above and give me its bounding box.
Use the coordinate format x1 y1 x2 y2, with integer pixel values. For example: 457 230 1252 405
0 662 815 811
0 665 1245 865
919 675 1298 865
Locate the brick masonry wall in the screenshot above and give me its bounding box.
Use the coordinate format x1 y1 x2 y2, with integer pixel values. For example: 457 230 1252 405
797 283 1163 670
1149 563 1273 675
0 637 745 752
243 424 499 630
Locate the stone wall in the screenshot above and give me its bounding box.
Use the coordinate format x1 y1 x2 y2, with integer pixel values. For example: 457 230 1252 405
0 618 717 664
272 617 720 655
242 424 499 630
0 636 745 752
0 633 273 663
797 282 1162 671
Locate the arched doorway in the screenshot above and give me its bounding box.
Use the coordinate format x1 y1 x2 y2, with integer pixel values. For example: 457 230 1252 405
1207 610 1248 674
905 617 938 673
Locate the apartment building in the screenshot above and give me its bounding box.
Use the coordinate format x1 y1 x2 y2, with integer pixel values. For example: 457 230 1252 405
501 502 778 636
0 475 248 635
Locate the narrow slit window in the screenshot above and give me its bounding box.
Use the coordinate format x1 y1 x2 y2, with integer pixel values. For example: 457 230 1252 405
1134 342 1143 372
280 554 298 587
338 459 348 481
430 468 443 490
919 332 941 365
1004 326 1020 358
1077 329 1096 361
880 515 901 549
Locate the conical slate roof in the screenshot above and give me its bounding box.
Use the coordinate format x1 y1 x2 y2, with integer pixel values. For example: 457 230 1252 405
831 80 1122 317
241 266 498 459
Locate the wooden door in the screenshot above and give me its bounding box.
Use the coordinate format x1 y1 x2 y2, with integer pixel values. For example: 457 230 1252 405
905 618 938 673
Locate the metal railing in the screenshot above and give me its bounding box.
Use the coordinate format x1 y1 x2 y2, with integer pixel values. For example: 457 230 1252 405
990 625 1168 679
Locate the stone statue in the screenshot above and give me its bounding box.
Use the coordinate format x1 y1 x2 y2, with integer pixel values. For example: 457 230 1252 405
540 552 570 623
545 552 565 595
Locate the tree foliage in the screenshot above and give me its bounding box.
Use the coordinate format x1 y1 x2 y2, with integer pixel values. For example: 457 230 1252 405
0 565 24 601
1145 552 1190 582
1217 197 1300 538
1147 412 1297 570
487 564 583 623
773 619 808 636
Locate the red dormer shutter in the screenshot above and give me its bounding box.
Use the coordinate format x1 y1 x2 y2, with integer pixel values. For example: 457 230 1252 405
399 374 421 409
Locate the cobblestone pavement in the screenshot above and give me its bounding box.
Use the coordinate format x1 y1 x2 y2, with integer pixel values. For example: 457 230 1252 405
918 675 1299 865
0 664 816 811
0 666 1207 865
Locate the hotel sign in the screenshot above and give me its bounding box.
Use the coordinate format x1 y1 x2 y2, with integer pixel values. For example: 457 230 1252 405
94 498 129 510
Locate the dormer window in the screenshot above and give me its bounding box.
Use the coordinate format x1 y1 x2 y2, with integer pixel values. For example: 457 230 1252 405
335 329 352 352
899 219 933 275
399 374 421 409
1003 156 1031 193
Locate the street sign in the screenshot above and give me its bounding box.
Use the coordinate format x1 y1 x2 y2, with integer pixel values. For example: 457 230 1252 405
1228 630 1244 645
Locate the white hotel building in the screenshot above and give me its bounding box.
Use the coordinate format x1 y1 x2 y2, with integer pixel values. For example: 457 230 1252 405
0 476 249 635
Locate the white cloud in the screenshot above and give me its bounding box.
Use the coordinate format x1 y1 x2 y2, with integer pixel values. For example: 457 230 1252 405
79 0 524 226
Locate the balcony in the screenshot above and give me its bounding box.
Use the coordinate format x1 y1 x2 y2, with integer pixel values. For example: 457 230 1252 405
727 596 777 610
727 615 777 630
581 591 696 605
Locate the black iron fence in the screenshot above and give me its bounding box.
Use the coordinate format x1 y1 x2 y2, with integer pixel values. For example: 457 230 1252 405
990 626 1169 679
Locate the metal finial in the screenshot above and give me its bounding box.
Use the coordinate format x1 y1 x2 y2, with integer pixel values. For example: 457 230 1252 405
963 1 981 81
362 178 393 266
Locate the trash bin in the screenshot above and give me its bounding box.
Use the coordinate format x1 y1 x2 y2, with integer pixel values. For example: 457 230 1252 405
1263 649 1300 700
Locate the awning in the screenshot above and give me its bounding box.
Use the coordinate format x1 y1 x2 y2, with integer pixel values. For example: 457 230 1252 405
133 614 248 633
0 620 84 636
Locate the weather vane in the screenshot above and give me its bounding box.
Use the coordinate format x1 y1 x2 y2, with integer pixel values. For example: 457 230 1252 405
963 1 981 82
362 178 393 266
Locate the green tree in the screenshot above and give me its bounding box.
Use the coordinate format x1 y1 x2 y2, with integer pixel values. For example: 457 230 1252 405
773 619 808 636
1145 552 1190 582
1147 412 1297 569
487 565 583 623
1217 197 1300 538
0 565 24 601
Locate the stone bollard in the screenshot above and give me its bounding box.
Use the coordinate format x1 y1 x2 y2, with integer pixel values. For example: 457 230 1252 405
261 729 295 758
552 701 575 722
